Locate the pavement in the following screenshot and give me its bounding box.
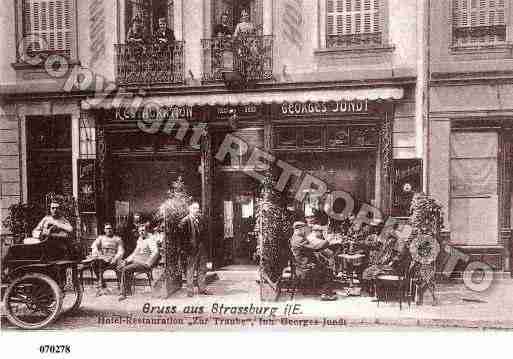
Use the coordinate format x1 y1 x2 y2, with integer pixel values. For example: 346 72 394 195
1 267 513 331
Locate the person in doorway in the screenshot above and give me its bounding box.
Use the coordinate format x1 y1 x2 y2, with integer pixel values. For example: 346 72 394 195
118 225 160 301
233 9 255 37
126 16 146 44
214 13 232 37
154 17 175 45
179 202 213 297
290 221 337 301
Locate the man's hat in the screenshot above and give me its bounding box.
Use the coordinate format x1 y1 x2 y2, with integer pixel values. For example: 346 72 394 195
293 221 306 230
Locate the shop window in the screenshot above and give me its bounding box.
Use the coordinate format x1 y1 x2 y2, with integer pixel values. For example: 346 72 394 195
302 126 323 148
16 0 76 61
450 131 499 246
274 127 297 149
452 0 508 48
327 126 349 148
391 159 422 217
326 0 383 48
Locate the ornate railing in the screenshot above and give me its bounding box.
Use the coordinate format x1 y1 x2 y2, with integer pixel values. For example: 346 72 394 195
114 42 185 86
201 35 273 83
326 32 382 49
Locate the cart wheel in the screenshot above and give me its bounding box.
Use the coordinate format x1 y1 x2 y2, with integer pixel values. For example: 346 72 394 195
61 272 83 316
3 273 63 330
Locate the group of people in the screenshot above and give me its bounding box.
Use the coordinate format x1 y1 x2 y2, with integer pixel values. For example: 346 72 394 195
126 16 175 46
126 8 256 46
85 202 213 300
286 215 410 301
18 199 213 301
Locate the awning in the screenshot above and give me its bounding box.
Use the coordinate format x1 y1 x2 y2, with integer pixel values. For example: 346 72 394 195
82 87 404 110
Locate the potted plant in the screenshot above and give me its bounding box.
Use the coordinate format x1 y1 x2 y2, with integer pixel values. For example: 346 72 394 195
2 203 44 244
408 192 444 305
153 176 192 298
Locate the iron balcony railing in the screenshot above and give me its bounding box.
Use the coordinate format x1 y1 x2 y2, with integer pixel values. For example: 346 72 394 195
114 42 185 86
326 32 382 49
201 35 273 83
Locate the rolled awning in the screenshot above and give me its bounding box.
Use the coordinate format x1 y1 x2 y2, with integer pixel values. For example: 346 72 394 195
82 87 404 109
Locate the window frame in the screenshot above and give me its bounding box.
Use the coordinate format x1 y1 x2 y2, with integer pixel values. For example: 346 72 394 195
319 0 391 52
449 0 513 53
14 0 79 66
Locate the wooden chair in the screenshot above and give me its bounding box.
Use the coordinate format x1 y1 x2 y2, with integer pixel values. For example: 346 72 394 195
131 267 154 293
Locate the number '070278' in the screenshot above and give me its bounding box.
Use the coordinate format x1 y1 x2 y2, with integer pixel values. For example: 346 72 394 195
39 345 71 354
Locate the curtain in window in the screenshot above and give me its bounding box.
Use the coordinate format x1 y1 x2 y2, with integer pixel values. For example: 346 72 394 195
452 0 506 46
326 0 380 36
22 0 72 52
450 131 499 245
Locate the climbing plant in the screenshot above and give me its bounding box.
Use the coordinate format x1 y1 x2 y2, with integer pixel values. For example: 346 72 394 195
153 176 193 298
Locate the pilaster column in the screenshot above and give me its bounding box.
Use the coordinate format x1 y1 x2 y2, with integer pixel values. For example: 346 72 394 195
201 128 214 262
380 113 393 216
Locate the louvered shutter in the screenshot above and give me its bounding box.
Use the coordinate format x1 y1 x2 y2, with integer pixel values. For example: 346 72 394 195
326 0 380 37
452 0 506 46
22 0 72 53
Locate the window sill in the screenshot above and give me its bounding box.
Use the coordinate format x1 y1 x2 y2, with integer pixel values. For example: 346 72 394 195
314 44 395 57
11 59 80 71
449 43 513 55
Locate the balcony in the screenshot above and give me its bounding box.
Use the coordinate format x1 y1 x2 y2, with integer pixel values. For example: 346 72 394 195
326 32 382 49
114 42 185 86
201 35 273 83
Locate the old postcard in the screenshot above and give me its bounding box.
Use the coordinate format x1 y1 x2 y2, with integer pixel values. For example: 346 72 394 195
1 0 513 343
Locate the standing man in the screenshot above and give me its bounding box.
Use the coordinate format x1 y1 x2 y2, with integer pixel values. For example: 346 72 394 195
89 223 124 293
179 202 213 297
118 225 159 301
154 17 175 45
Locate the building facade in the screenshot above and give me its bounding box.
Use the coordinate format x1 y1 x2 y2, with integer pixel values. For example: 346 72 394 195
428 0 513 272
2 0 425 267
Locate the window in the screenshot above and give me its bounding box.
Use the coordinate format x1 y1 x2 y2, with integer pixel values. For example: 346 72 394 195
326 0 382 48
450 131 499 245
21 0 74 54
452 0 507 47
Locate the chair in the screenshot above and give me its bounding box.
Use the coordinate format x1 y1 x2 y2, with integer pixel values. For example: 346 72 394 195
131 267 154 293
79 259 121 289
276 249 298 300
375 258 413 310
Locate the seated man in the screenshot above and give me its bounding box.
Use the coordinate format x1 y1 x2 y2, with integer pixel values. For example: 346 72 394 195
33 200 73 261
290 221 337 301
87 223 124 293
118 225 159 301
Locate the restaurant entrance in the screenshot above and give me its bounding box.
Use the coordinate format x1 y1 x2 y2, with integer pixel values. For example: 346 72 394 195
214 171 259 266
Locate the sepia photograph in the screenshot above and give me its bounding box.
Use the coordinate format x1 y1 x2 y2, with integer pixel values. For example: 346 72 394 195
0 0 512 347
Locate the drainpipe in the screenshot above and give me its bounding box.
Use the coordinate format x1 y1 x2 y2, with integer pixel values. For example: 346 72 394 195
417 0 431 194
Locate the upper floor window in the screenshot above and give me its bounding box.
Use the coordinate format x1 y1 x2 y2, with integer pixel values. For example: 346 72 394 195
326 0 382 48
21 0 73 55
452 0 507 48
124 0 173 42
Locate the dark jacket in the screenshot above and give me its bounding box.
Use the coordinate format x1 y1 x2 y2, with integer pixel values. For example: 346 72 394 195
179 214 207 254
154 28 175 45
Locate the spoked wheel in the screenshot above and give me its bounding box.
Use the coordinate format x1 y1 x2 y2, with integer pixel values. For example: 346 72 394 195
61 267 83 316
3 273 63 329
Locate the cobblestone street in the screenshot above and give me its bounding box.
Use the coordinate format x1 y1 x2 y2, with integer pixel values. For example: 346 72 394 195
2 268 512 331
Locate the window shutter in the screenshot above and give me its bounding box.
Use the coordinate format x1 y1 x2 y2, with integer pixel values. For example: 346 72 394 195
326 0 381 36
22 0 73 52
452 0 506 46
